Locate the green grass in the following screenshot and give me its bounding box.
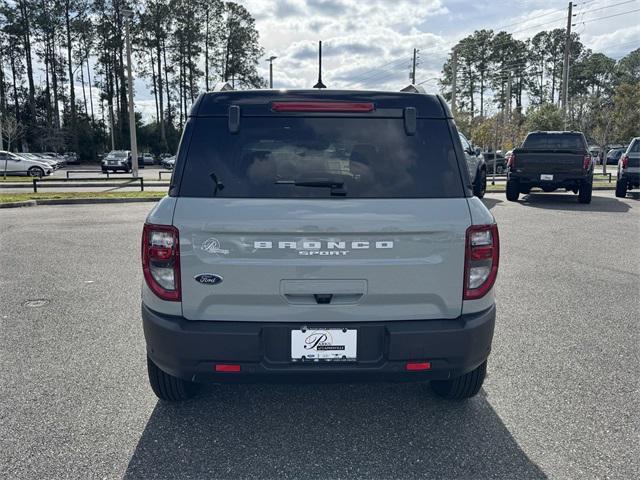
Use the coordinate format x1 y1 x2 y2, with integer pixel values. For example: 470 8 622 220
0 175 34 182
0 190 165 204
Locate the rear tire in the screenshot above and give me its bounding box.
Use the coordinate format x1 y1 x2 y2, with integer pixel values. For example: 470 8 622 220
578 180 592 204
431 360 487 400
615 179 627 198
506 180 519 202
473 169 486 198
147 356 196 402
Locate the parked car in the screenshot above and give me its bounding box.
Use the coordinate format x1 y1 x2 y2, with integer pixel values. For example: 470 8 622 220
483 152 507 174
102 150 132 173
507 131 593 203
605 148 625 165
139 152 155 166
615 137 640 198
459 132 487 197
43 152 66 167
0 151 53 177
161 155 175 170
64 152 80 165
141 88 499 402
18 153 61 170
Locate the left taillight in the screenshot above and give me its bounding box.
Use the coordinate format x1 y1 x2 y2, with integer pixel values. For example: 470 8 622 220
621 154 629 169
142 223 181 301
464 224 499 300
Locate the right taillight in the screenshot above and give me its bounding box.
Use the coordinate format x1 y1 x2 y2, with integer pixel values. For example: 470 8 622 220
142 223 181 301
621 154 629 169
507 153 516 168
464 224 499 300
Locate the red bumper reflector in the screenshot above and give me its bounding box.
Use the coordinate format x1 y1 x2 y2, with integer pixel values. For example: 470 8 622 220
271 101 374 113
406 361 431 371
215 364 241 372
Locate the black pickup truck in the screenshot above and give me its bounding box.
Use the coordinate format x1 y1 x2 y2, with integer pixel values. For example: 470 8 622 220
506 131 593 204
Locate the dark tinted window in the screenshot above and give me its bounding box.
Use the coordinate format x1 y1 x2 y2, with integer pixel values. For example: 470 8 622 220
523 133 586 150
630 139 640 152
179 117 464 198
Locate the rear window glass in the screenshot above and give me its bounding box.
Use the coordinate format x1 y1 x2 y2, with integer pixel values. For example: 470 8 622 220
179 117 464 198
523 133 586 150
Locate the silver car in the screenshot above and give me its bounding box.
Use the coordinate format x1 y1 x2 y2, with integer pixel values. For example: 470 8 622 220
141 89 499 402
0 151 53 177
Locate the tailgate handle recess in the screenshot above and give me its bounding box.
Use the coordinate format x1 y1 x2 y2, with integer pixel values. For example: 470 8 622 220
314 294 333 304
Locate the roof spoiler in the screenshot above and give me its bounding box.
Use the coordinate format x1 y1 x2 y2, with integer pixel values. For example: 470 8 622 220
212 82 234 92
400 84 426 94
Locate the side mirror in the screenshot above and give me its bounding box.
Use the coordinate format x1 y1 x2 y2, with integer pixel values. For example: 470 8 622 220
475 147 482 156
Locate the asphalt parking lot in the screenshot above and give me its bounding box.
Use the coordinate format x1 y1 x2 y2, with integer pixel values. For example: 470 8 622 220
1 191 638 479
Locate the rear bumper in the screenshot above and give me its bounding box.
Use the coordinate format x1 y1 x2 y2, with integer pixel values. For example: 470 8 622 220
508 171 592 187
620 171 640 185
142 304 496 383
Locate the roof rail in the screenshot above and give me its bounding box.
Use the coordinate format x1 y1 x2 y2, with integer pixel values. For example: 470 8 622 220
211 82 234 92
400 84 426 94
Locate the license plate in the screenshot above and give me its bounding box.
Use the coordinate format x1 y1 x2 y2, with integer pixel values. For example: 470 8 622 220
291 328 357 361
540 174 554 181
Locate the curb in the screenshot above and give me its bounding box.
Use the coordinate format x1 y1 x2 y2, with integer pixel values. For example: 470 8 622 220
0 200 37 209
0 197 163 208
0 182 169 189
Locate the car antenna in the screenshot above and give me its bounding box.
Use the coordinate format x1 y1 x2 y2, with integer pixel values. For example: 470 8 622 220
313 41 326 89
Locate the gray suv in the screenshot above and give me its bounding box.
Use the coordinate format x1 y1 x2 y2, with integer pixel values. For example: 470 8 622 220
141 89 499 401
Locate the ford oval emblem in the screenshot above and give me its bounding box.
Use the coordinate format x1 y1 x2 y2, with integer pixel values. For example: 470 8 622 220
194 273 223 285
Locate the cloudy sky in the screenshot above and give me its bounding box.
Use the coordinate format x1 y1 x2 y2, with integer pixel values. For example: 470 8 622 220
135 0 639 119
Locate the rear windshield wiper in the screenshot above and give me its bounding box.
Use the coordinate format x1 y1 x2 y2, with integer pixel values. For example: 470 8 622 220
275 179 347 196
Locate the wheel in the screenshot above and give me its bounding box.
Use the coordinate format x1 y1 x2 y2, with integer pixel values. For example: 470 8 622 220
578 180 592 204
147 356 196 402
473 169 486 198
506 180 519 202
431 360 487 400
615 179 627 198
541 186 556 193
28 166 44 178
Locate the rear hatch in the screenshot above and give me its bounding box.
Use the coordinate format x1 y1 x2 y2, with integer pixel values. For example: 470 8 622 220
173 96 471 322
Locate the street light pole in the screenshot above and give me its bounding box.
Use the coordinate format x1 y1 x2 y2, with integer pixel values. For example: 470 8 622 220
123 9 138 177
268 56 277 88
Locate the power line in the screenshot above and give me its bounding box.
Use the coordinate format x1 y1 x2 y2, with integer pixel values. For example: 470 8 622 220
346 57 410 83
573 7 640 25
577 0 637 16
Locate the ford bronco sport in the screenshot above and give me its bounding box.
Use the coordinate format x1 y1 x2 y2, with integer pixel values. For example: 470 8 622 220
141 88 499 401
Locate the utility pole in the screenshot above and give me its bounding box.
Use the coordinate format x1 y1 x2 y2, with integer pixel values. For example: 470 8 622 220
124 10 138 177
451 48 458 117
108 102 115 151
411 48 418 84
268 56 277 88
561 1 573 128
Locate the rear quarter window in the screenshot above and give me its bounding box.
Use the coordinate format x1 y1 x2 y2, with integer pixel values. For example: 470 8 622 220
178 116 464 198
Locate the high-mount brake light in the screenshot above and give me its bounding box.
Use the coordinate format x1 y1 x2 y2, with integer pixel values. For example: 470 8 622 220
621 154 629 169
463 224 499 300
142 224 181 301
271 102 375 113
